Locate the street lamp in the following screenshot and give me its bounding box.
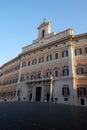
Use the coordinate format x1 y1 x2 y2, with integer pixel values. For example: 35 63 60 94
50 74 53 103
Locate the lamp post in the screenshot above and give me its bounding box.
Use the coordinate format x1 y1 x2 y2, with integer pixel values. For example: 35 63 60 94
50 74 53 103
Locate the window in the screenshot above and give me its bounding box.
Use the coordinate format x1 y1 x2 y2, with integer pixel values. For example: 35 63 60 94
42 30 45 38
28 61 30 66
63 69 69 76
32 59 37 65
47 55 52 61
46 71 51 78
26 75 29 80
62 87 69 97
20 75 25 82
55 53 58 59
77 87 86 97
55 70 58 77
85 47 87 54
18 65 20 69
39 57 44 63
22 62 26 67
77 68 83 75
75 48 82 55
62 50 68 57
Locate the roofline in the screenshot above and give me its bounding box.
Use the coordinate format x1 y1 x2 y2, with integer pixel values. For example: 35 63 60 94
0 56 20 69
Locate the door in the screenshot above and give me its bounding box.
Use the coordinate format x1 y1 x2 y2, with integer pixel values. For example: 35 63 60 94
81 98 85 105
29 93 32 101
36 87 41 101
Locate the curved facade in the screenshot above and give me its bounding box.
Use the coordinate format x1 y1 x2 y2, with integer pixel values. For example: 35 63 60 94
0 20 87 107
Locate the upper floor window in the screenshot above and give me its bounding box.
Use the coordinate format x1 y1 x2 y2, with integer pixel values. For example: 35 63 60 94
77 67 83 75
47 55 52 61
75 48 82 55
55 70 58 77
55 53 58 59
39 57 44 63
18 65 20 69
85 47 87 54
62 50 68 57
62 87 70 97
63 69 69 76
46 71 51 78
20 75 25 82
32 59 37 65
22 62 26 67
28 61 30 66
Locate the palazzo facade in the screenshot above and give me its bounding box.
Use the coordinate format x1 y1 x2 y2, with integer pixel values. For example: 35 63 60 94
0 20 87 107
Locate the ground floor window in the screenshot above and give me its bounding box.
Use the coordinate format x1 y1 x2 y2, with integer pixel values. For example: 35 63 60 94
77 87 86 97
62 87 69 97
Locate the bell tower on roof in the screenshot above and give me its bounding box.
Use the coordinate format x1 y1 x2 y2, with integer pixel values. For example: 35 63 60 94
37 18 52 39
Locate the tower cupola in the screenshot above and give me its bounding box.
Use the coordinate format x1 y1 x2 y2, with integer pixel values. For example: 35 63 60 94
37 18 52 39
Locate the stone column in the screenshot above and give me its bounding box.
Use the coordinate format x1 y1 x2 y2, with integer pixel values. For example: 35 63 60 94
68 44 77 105
50 75 53 102
18 60 22 83
32 82 35 101
15 60 22 101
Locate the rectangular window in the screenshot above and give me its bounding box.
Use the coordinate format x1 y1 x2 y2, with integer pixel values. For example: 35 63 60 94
46 72 51 78
75 48 82 55
77 87 86 97
62 87 69 97
77 68 83 75
62 50 68 57
55 70 58 77
55 53 58 59
63 69 69 76
47 55 52 61
32 59 37 65
28 61 30 66
22 62 26 67
39 57 44 63
85 47 87 54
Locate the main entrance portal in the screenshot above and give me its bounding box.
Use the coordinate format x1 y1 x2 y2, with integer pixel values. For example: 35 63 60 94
36 87 41 101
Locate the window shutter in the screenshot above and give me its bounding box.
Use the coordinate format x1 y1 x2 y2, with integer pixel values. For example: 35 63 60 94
62 88 64 95
67 88 69 95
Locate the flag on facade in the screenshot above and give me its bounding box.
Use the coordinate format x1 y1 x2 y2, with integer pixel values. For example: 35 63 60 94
38 65 44 78
33 69 38 79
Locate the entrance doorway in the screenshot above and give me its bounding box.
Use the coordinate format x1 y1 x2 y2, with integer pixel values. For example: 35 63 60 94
46 93 50 102
29 93 32 101
36 87 41 101
81 98 85 105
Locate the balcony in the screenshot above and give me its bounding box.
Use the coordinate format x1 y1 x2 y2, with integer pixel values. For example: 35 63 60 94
26 77 51 84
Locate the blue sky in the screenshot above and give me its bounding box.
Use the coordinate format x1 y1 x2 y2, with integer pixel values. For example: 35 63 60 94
0 0 87 66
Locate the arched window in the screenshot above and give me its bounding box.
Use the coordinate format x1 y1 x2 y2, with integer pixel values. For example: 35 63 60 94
42 30 45 38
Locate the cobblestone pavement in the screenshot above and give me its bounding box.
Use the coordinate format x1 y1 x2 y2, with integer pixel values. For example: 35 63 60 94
0 102 87 130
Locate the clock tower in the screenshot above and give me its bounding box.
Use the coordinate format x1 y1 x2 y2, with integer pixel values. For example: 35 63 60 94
37 19 52 39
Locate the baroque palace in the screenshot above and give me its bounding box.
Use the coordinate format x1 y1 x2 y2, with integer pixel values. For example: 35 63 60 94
0 20 87 107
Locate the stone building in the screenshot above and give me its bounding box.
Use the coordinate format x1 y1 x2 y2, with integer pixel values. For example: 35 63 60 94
0 20 87 107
